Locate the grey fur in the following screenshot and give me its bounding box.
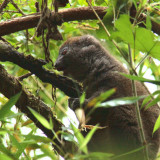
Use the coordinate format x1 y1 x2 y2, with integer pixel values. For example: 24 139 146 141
55 35 160 160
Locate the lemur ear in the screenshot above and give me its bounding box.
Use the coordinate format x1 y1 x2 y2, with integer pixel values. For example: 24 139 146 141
80 35 93 42
79 35 100 48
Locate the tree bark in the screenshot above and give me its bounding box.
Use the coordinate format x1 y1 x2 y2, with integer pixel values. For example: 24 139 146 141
0 64 68 155
1 7 160 36
0 7 107 36
0 41 82 98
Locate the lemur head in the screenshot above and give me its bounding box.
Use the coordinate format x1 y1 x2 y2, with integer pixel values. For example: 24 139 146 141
54 35 103 82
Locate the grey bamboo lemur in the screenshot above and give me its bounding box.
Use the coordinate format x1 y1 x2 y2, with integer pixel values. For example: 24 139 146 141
54 35 160 160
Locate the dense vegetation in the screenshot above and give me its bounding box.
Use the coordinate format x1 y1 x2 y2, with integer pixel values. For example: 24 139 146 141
0 0 160 159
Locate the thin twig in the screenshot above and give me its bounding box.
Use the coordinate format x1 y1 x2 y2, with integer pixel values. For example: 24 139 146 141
135 41 158 70
18 72 32 81
10 0 26 15
128 44 149 160
135 54 148 70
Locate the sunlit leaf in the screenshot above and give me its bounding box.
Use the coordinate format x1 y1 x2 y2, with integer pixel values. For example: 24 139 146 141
61 132 74 142
28 107 52 130
9 133 26 158
80 92 86 105
71 123 88 154
113 146 144 159
141 90 160 109
87 88 116 107
0 92 21 120
41 144 58 159
24 134 51 143
0 144 13 158
0 128 7 135
144 95 160 110
153 115 160 135
113 14 160 60
74 152 113 160
120 73 160 85
0 153 13 160
114 14 134 44
79 125 97 150
98 96 145 108
146 14 152 30
135 28 160 60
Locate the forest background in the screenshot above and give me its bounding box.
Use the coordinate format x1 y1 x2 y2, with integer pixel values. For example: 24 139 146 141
0 0 160 160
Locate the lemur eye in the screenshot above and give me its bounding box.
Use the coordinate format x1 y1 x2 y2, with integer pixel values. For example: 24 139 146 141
62 49 67 55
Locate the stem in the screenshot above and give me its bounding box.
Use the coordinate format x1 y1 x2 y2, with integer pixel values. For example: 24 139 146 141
128 44 149 160
135 41 158 70
135 54 148 70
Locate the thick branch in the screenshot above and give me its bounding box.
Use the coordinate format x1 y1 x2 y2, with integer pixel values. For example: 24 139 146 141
0 7 107 36
0 64 64 154
0 7 160 37
0 41 82 98
0 64 77 156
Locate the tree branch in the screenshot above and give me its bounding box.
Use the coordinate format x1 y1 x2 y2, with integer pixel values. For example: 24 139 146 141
0 6 160 37
0 41 82 98
0 64 66 154
0 64 78 156
0 7 107 36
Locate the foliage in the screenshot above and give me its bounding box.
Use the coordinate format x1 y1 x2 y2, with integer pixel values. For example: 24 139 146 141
1 0 160 160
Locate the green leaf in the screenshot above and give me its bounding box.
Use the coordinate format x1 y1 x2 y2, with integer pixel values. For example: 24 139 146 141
88 88 116 107
144 95 160 110
80 92 86 105
9 133 26 158
78 0 88 6
0 144 14 158
113 14 134 44
96 0 116 39
113 14 160 60
141 90 160 109
24 134 51 143
71 123 88 154
146 14 152 30
30 154 47 160
74 152 113 160
120 73 160 85
153 115 160 135
4 112 23 120
135 28 160 60
0 128 7 135
98 96 145 108
96 88 116 102
113 146 144 159
79 125 97 151
61 132 74 142
28 107 52 130
87 152 113 159
0 92 21 120
41 144 58 159
0 153 13 160
141 0 147 6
